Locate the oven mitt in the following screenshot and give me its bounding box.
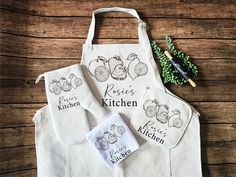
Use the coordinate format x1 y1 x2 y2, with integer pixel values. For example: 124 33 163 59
130 87 193 149
35 64 107 145
86 112 139 170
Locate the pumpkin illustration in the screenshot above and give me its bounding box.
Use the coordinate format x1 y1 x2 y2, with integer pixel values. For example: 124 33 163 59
95 137 109 150
108 56 127 80
59 77 71 92
69 74 82 89
156 105 169 124
111 124 125 138
103 131 117 144
49 80 62 95
143 99 159 118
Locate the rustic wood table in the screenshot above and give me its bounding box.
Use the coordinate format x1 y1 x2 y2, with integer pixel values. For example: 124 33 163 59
0 1 236 177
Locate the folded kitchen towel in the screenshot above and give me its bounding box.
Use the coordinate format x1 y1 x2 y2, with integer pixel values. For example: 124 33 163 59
36 64 107 145
86 112 139 170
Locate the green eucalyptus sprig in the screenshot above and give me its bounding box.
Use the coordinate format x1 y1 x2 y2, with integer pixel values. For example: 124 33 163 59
151 36 198 85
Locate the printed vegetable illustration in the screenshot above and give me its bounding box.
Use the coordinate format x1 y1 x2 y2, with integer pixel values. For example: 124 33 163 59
88 56 110 82
143 99 159 118
168 109 183 128
49 80 62 95
94 66 110 82
48 74 82 95
111 124 125 138
143 99 183 128
94 124 126 151
127 53 148 80
173 118 183 128
156 105 169 124
108 56 127 80
95 137 109 150
103 131 117 144
59 77 71 92
69 74 82 89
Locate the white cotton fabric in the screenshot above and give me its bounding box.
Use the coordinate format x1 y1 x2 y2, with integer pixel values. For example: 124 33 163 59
87 112 139 169
33 7 202 177
33 105 202 177
39 64 107 145
130 87 192 149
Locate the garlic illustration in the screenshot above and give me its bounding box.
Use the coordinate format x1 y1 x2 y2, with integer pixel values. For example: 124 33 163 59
111 124 125 138
168 109 183 128
108 56 127 80
49 80 62 95
127 53 148 80
69 74 82 89
143 99 159 118
88 56 110 82
156 105 169 124
95 137 109 150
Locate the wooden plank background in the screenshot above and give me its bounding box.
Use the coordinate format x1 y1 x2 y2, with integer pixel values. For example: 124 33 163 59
0 0 236 176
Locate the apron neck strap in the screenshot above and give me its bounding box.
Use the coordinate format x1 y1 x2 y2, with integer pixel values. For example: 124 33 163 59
85 7 148 47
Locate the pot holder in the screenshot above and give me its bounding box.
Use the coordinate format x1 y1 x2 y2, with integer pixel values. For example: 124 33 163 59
130 87 193 149
35 64 107 145
86 112 139 170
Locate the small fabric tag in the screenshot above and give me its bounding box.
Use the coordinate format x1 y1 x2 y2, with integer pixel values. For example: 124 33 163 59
86 113 139 170
130 87 193 149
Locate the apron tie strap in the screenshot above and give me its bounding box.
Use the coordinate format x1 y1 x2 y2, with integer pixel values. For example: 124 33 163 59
35 74 44 84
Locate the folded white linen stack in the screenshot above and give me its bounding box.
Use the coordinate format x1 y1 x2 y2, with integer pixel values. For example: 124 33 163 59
86 112 139 169
36 64 107 145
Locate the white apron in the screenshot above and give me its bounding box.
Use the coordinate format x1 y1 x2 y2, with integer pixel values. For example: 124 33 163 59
33 7 202 177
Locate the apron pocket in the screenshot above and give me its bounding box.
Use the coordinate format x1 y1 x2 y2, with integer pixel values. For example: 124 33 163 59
130 87 193 149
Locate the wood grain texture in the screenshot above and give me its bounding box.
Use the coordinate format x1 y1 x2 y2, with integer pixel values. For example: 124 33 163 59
1 142 236 173
1 124 235 149
1 102 235 128
1 9 236 39
2 165 236 177
1 56 236 81
1 33 236 59
1 80 235 103
0 0 236 176
202 164 236 177
1 0 235 18
1 169 37 177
